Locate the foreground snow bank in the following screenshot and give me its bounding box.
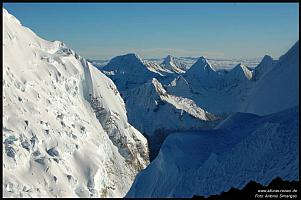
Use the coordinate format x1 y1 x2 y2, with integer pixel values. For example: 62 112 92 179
127 106 299 197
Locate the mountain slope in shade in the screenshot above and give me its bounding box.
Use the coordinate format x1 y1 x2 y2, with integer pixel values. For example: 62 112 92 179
127 106 299 198
245 41 299 115
123 78 218 137
160 55 186 73
143 60 172 76
224 63 253 84
101 53 162 91
3 8 149 198
184 56 223 89
251 55 277 81
123 78 219 159
167 42 298 116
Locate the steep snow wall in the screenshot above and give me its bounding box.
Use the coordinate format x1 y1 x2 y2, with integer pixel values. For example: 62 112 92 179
3 8 149 198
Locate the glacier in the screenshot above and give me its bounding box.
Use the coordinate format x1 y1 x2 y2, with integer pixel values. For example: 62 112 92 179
3 8 149 198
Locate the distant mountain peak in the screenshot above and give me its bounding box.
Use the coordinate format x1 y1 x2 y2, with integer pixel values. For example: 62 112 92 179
194 56 216 72
252 55 276 81
188 56 217 75
103 53 146 72
262 54 273 61
228 63 253 80
124 53 142 60
116 53 143 63
160 55 186 73
165 55 173 60
162 55 175 65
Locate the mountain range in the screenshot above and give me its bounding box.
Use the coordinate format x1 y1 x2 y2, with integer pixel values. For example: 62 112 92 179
3 8 299 198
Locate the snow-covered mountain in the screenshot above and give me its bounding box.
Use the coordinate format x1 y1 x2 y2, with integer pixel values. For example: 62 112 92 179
123 78 219 159
245 41 299 115
3 8 149 198
251 55 277 81
167 41 298 116
167 73 252 115
144 57 260 71
100 53 220 161
101 53 163 91
184 56 223 89
224 63 253 84
142 59 173 76
160 55 187 73
126 41 299 198
127 106 299 198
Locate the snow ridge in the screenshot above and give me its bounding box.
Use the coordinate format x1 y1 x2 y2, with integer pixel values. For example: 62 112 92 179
3 8 149 198
160 55 186 73
127 106 299 197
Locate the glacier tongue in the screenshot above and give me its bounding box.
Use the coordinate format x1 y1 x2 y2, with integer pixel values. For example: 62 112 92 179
3 8 149 198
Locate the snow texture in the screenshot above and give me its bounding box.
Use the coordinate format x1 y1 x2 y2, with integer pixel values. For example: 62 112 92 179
127 106 299 197
3 8 149 198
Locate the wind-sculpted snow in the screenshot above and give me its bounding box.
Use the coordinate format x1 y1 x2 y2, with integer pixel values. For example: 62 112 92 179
127 106 299 197
3 8 149 197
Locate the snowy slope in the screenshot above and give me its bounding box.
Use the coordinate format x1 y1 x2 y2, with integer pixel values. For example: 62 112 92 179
160 55 186 73
251 55 277 81
144 57 260 71
142 60 174 76
167 74 252 115
123 78 218 137
123 78 219 159
101 53 162 91
167 42 298 116
127 106 299 198
3 8 149 198
245 41 299 115
184 56 223 89
224 63 253 84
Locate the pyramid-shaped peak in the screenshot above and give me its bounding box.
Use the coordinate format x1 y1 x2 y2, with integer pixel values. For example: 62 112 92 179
122 53 143 61
107 53 144 65
162 55 175 63
196 56 210 65
234 63 246 69
229 63 252 80
279 40 299 61
257 55 274 67
191 56 216 72
160 55 185 73
262 55 273 61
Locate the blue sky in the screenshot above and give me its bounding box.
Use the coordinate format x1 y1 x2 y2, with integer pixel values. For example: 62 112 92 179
3 3 299 60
